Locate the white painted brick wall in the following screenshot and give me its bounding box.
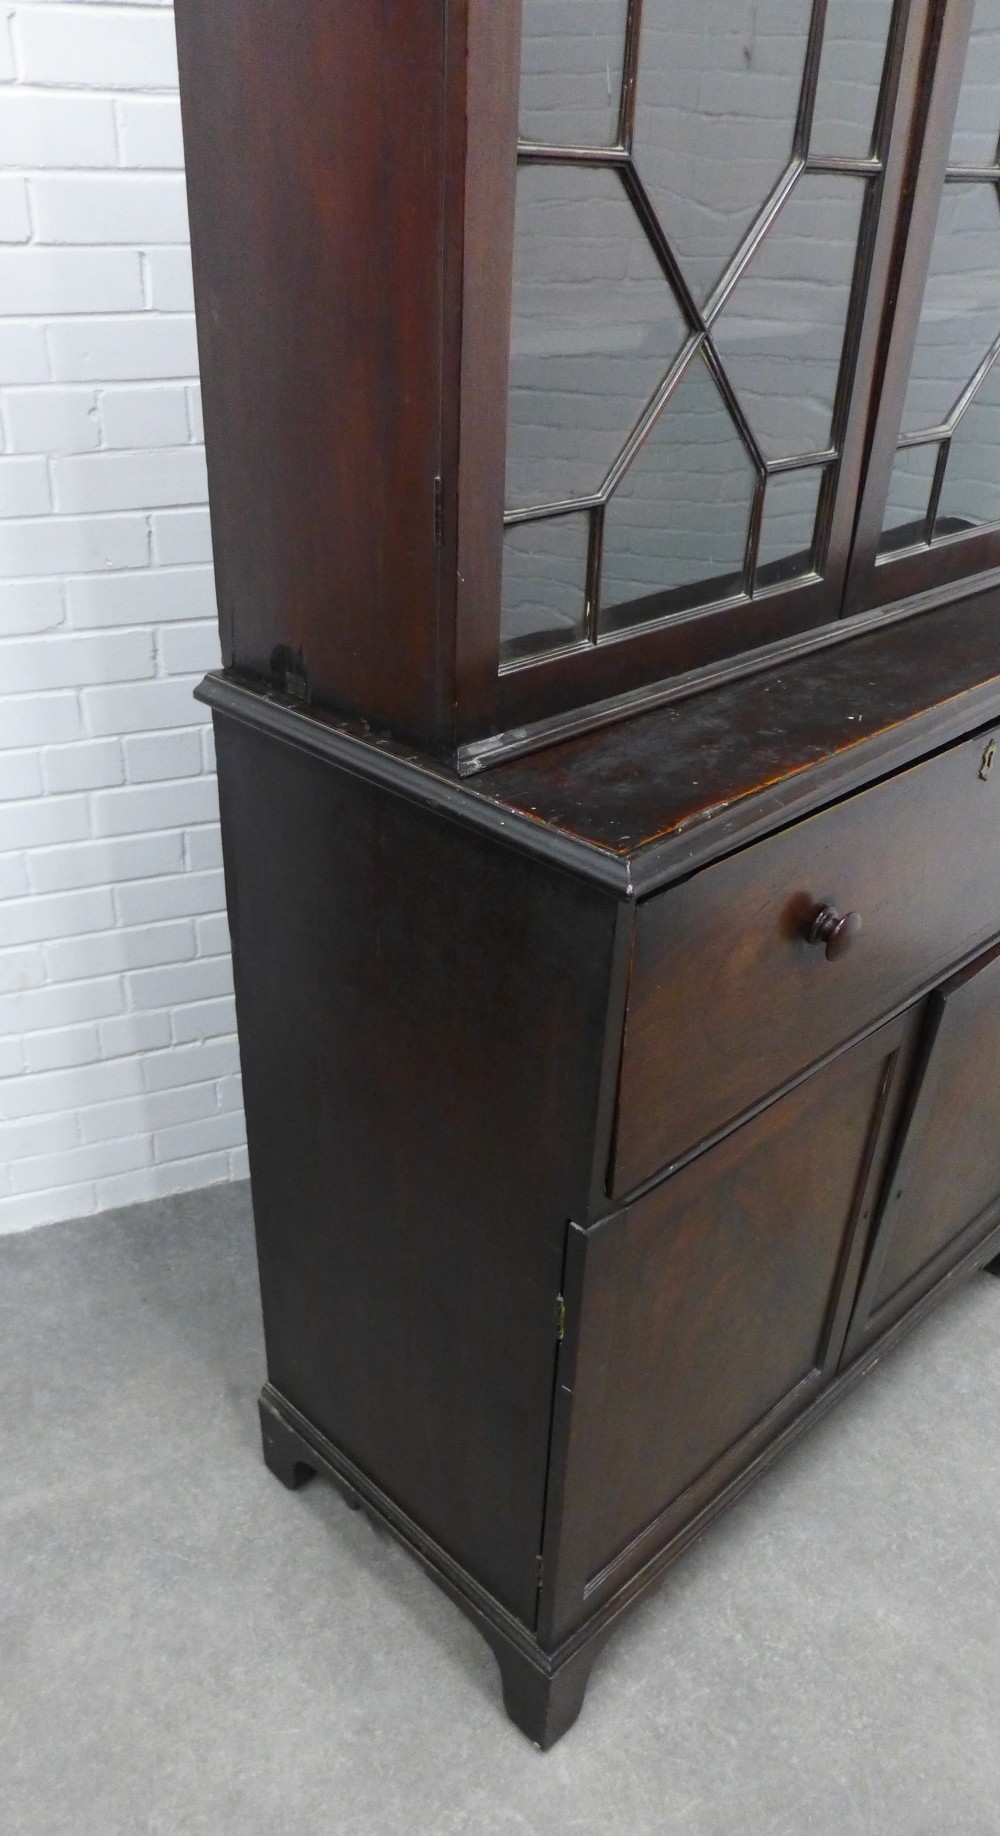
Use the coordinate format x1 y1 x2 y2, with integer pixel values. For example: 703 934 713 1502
0 0 248 1234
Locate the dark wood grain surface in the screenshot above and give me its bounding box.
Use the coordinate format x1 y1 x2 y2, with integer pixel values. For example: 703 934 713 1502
480 595 1000 867
612 722 1000 1194
214 712 619 1626
445 0 522 744
175 0 451 747
846 941 1000 1351
545 1016 913 1643
202 594 1000 898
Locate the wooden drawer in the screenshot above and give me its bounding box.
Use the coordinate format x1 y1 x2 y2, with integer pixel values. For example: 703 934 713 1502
612 724 1000 1197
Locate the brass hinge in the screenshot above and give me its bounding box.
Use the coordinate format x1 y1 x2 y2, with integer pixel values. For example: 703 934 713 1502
433 475 444 547
555 1293 566 1343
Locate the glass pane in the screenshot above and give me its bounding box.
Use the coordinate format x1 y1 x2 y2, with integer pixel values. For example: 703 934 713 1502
950 0 1000 168
505 164 688 512
712 174 866 461
500 514 590 659
810 0 895 160
878 443 939 553
900 183 1000 436
936 361 1000 535
633 0 812 307
518 0 629 147
756 466 824 584
598 350 754 627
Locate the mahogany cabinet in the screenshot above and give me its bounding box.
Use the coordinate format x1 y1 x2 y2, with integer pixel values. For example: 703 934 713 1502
177 0 1000 1746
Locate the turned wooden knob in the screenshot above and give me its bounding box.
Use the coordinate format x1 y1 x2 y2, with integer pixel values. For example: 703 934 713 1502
805 904 862 961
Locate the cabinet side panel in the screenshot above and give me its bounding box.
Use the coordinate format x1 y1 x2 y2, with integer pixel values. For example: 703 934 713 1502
215 715 618 1624
174 0 449 745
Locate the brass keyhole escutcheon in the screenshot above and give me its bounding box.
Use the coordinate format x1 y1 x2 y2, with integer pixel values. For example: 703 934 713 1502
981 740 997 781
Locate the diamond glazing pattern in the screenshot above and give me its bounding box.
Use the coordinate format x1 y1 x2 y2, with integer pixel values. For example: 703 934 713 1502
502 0 894 659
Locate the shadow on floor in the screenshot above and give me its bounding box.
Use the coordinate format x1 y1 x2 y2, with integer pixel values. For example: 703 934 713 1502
3 1185 999 1836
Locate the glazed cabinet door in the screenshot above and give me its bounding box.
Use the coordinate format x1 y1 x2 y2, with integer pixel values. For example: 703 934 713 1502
842 942 1000 1359
541 1010 917 1646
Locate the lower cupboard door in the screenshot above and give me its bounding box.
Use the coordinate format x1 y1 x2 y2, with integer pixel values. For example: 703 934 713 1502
842 941 1000 1360
541 1010 916 1645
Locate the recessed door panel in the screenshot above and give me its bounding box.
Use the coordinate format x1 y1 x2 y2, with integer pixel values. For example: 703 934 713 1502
844 941 1000 1356
544 1012 914 1643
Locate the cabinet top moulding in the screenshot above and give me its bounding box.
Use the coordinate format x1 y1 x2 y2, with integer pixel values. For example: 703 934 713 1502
197 592 1000 900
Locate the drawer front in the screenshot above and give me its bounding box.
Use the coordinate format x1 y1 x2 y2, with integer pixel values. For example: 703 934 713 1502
612 725 1000 1197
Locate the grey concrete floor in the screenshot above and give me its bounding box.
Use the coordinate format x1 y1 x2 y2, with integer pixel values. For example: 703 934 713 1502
2 1186 1000 1836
